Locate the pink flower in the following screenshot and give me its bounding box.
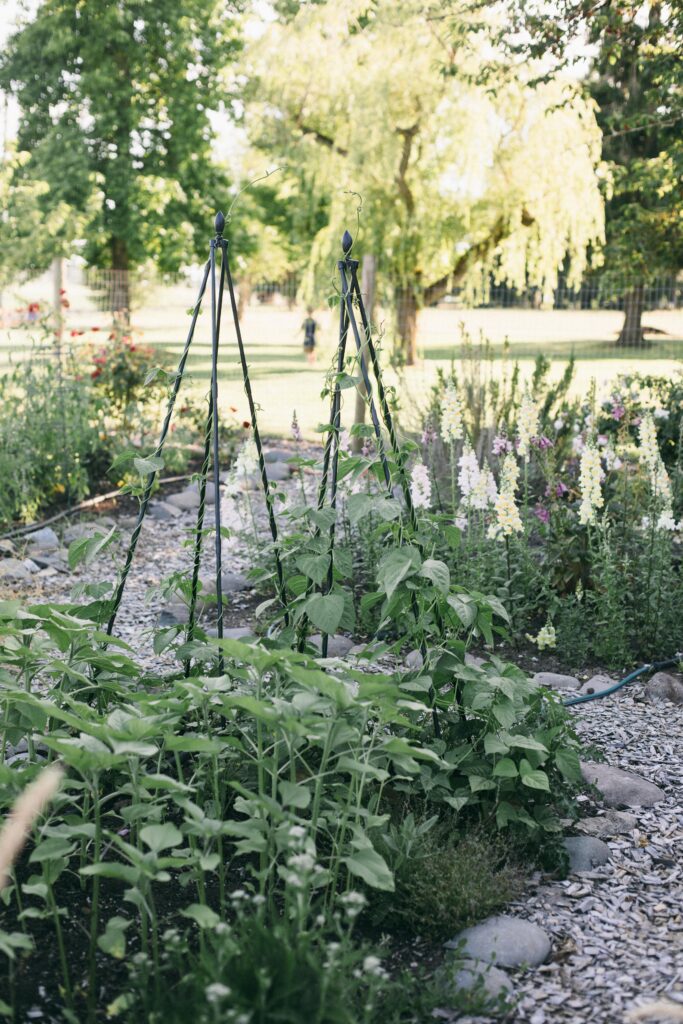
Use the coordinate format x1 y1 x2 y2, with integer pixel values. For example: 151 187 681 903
611 404 626 421
534 504 550 524
492 435 513 455
531 435 553 450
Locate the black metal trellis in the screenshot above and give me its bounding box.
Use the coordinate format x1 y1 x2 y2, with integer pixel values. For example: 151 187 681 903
300 231 441 735
105 212 289 671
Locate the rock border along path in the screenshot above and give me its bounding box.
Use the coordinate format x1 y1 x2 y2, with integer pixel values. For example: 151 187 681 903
2 447 683 1023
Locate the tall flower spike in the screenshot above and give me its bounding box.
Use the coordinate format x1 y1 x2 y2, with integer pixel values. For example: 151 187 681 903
489 451 522 538
578 444 604 525
441 382 464 443
517 389 539 461
410 461 432 509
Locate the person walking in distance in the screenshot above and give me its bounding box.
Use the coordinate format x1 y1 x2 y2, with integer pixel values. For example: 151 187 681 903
302 307 317 364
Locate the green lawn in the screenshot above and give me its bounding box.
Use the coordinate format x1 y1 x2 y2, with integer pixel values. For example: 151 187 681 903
2 272 682 438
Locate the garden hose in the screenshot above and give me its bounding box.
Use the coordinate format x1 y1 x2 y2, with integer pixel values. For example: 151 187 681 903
562 655 683 707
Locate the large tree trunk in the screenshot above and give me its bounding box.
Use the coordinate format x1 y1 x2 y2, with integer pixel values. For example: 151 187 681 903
110 237 131 323
395 283 418 365
353 254 377 452
616 284 646 348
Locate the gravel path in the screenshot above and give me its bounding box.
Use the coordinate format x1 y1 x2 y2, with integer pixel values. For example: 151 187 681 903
511 691 683 1024
3 454 683 1023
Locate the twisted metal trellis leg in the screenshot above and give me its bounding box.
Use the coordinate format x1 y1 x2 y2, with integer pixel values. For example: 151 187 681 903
223 242 290 628
339 232 441 737
296 281 351 654
105 257 211 640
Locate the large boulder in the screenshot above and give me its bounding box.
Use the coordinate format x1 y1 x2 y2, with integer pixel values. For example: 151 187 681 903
580 761 665 808
645 671 683 706
445 915 551 968
533 671 581 692
563 836 611 872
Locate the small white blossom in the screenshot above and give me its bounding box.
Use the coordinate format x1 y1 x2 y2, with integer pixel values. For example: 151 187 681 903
517 390 539 460
410 461 432 509
526 623 556 650
441 382 464 442
457 443 479 497
578 445 604 525
205 983 231 1004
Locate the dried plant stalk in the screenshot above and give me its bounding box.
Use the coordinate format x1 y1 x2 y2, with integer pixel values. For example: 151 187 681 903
628 1003 683 1022
0 763 64 890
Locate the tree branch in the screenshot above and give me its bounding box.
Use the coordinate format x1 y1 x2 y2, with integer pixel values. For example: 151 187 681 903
395 123 419 216
294 116 348 157
422 207 535 306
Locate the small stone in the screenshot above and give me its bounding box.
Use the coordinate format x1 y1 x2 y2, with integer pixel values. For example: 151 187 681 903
186 481 217 504
158 601 190 627
22 559 40 574
200 572 250 599
266 462 291 482
580 761 665 808
220 625 255 640
0 539 16 555
563 836 611 872
580 674 616 696
533 671 581 691
264 449 293 464
440 958 513 1001
25 526 60 551
445 915 551 968
576 809 637 838
405 649 424 671
645 671 683 706
309 634 355 658
0 558 32 582
148 501 183 521
166 489 201 510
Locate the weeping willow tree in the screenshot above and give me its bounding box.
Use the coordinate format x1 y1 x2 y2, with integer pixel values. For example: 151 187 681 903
242 0 605 363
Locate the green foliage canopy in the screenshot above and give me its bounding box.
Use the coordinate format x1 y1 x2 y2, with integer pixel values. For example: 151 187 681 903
0 0 243 274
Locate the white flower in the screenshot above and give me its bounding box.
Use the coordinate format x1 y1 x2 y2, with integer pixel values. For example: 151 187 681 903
578 445 604 525
454 513 468 530
441 382 464 443
362 955 385 977
410 461 432 509
657 511 678 531
517 390 539 460
287 852 315 872
205 983 231 1004
639 412 659 470
234 439 259 478
526 623 556 650
469 460 497 510
653 407 670 420
488 452 522 539
339 428 352 455
457 442 480 497
288 825 306 840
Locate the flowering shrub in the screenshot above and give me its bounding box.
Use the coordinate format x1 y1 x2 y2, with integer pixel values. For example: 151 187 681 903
83 320 168 417
413 358 683 666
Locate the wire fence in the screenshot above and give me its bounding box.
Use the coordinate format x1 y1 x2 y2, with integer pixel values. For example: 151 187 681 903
1 261 682 371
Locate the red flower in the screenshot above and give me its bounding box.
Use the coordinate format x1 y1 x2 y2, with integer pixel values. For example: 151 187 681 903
242 421 251 430
70 330 79 337
61 299 70 309
91 326 100 332
91 369 102 379
59 289 67 296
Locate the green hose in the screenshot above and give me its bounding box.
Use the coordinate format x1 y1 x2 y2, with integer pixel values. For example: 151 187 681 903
563 656 682 707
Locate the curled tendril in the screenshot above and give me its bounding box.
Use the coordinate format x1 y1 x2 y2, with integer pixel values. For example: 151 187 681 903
226 166 282 223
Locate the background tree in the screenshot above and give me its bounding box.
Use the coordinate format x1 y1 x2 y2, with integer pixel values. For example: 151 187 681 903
242 0 605 364
509 0 683 347
0 0 243 313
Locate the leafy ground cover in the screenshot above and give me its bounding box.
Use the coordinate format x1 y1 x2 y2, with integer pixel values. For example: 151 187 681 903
1 290 682 1022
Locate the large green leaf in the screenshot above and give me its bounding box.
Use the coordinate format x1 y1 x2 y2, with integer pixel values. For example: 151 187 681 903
305 593 345 635
420 558 450 594
140 823 183 854
376 547 421 601
342 846 394 892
